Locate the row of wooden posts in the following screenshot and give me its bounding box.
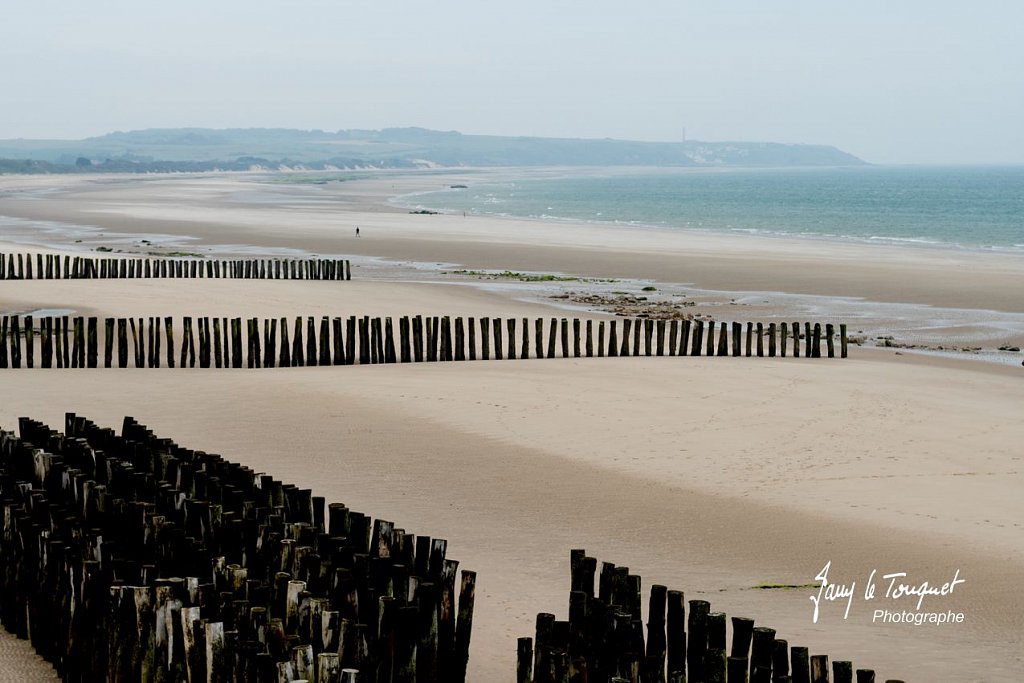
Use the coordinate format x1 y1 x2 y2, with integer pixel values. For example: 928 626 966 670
0 314 849 369
517 550 901 683
0 251 351 280
0 413 476 682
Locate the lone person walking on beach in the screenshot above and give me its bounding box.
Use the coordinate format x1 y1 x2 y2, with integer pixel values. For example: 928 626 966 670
356 227 360 237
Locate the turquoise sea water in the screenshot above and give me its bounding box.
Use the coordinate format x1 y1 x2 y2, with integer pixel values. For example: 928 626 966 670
402 166 1024 252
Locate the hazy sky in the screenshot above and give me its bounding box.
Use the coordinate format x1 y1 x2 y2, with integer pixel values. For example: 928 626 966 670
2 1 1022 164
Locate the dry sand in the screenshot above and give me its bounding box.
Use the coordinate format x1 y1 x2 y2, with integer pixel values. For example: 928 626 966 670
1 172 1022 681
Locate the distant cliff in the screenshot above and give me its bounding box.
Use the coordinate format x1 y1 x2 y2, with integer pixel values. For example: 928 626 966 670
0 127 866 173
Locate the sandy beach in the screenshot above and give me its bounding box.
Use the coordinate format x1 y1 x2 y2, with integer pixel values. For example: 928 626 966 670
1 171 1022 681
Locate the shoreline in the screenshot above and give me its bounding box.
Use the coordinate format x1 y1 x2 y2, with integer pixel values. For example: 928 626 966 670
0 170 1021 680
387 165 1024 257
2 169 1023 369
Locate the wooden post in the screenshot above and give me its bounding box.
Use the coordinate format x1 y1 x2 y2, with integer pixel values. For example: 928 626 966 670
423 316 436 363
102 317 114 367
308 316 319 366
492 317 503 360
293 316 306 366
826 323 835 358
854 671 875 683
440 316 452 362
666 590 685 680
810 654 829 683
791 648 811 683
749 626 775 682
517 637 533 683
508 317 517 360
768 323 777 357
756 322 764 357
812 323 822 358
608 320 618 357
412 316 424 363
117 318 129 368
633 317 641 356
597 321 605 357
279 317 291 367
679 320 690 356
705 320 716 357
644 319 654 356
41 316 53 368
832 661 853 683
165 317 176 368
521 317 529 360
400 316 412 363
781 322 788 357
480 317 490 361
655 320 665 356
453 571 476 683
687 600 709 683
534 318 544 359
548 318 557 359
840 324 848 359
322 317 333 365
213 318 223 368
454 317 466 361
467 316 476 361
713 321 725 356
691 320 703 356
620 318 632 356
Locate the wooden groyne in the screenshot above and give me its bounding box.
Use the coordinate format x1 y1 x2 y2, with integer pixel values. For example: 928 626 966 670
0 314 850 369
0 413 475 682
518 550 900 683
0 252 351 280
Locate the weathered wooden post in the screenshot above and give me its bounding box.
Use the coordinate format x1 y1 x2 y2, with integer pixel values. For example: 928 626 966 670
322 317 333 365
493 317 503 360
666 590 685 680
24 314 35 368
826 323 835 358
679 320 690 356
655 320 665 356
608 320 618 357
534 318 544 359
832 660 853 683
620 319 632 357
401 316 412 363
749 626 775 682
768 323 777 357
213 318 223 368
279 317 291 367
422 316 434 363
412 316 424 363
508 318 517 360
687 600 709 683
290 316 306 365
453 317 465 361
717 321 729 356
755 322 764 357
467 316 476 361
480 317 490 361
597 320 605 358
41 316 53 368
812 323 822 358
117 318 129 368
691 320 704 356
307 316 319 366
453 571 476 683
521 317 529 360
232 317 244 368
440 316 452 362
810 654 829 683
780 322 789 358
165 317 176 368
840 324 848 359
548 318 558 359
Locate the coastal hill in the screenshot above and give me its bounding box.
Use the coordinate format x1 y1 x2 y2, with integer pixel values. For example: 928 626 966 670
0 127 866 173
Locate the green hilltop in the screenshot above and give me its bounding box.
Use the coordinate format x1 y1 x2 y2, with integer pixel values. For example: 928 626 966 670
0 127 866 173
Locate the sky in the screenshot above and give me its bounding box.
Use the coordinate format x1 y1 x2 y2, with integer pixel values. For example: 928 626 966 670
1 0 1022 164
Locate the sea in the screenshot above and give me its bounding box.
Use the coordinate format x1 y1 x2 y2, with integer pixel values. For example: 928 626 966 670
398 165 1024 253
